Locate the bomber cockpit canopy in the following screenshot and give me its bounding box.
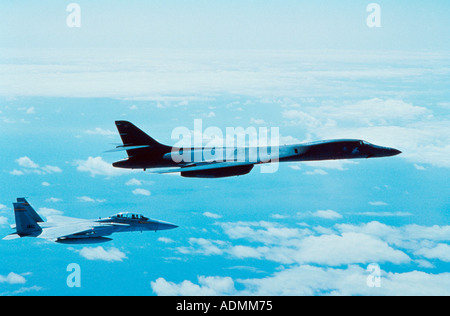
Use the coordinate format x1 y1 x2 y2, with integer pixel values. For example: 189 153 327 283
112 212 148 221
360 140 372 146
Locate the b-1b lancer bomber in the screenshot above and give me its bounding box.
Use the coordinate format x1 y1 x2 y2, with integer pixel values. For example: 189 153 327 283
3 198 178 244
110 120 401 178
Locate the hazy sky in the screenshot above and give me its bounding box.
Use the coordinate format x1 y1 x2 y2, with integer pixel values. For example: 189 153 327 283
1 1 449 50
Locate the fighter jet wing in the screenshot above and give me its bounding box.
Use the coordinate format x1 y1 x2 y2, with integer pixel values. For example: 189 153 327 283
38 223 98 241
151 161 255 174
3 233 21 240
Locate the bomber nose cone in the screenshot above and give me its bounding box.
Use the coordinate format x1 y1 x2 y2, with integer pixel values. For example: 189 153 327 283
390 148 402 156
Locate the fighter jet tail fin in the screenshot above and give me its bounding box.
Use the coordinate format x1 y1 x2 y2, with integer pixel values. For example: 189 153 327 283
113 121 171 158
13 198 43 237
16 198 44 223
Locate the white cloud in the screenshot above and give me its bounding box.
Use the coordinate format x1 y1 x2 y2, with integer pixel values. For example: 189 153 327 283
12 156 62 175
325 98 428 125
177 220 450 275
183 231 409 266
293 232 409 266
283 99 429 128
125 178 142 186
282 109 322 128
151 266 450 296
77 247 127 262
132 188 151 196
85 127 116 136
271 213 289 219
10 169 24 176
312 210 343 220
75 156 131 177
415 244 450 262
41 165 62 174
336 221 450 248
152 219 450 295
203 212 222 219
220 221 308 245
77 196 106 203
304 169 327 175
250 117 266 125
158 237 175 244
77 196 95 203
228 245 263 259
0 272 26 285
3 285 43 296
0 216 8 226
369 201 388 206
151 275 235 296
38 207 63 217
178 238 226 256
16 156 39 169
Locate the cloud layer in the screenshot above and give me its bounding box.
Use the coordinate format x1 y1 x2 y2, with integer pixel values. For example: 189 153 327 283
153 219 450 295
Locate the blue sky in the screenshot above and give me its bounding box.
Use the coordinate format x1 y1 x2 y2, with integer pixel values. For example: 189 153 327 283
0 1 449 295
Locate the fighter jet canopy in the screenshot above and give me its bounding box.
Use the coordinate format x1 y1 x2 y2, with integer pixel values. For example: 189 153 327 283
112 212 149 221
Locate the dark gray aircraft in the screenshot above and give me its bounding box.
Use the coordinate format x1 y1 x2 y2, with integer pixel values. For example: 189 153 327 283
3 198 178 244
111 121 401 178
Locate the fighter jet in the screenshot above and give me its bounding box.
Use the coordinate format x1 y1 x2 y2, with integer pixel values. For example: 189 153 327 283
3 198 178 244
110 120 401 178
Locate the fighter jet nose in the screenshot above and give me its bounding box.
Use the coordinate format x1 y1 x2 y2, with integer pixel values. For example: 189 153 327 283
169 224 179 229
158 222 179 230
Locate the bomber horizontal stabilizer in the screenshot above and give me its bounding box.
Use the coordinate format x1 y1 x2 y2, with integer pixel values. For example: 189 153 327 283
105 145 151 153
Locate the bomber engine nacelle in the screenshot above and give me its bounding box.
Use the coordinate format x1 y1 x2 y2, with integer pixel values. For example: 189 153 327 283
181 164 254 178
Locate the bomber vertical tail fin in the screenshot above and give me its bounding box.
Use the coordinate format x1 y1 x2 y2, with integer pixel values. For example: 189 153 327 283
111 121 171 168
115 121 166 147
114 121 170 153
